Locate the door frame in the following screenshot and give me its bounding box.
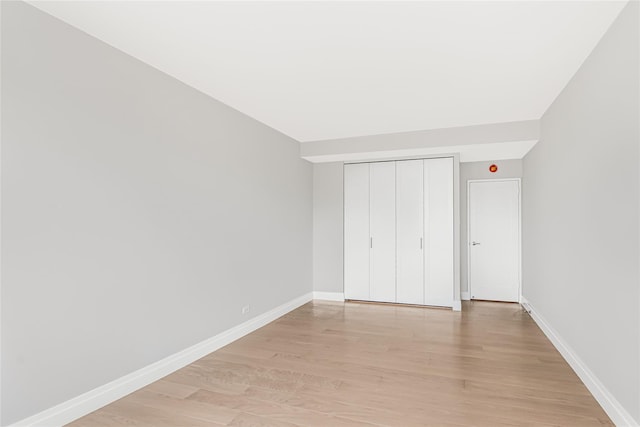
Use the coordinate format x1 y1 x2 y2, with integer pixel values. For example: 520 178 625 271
466 178 522 303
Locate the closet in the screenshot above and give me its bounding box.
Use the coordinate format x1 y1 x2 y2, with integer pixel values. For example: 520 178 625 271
344 157 454 307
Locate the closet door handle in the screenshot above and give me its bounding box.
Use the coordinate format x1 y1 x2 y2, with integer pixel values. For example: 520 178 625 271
370 237 373 248
420 237 423 249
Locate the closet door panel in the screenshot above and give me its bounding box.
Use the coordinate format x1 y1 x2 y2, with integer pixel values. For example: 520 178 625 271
424 158 454 307
396 160 424 305
369 162 396 303
344 163 370 300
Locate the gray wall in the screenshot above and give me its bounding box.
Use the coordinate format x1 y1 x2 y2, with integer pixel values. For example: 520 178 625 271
314 159 519 297
522 1 639 422
460 160 523 295
1 2 312 424
312 163 344 293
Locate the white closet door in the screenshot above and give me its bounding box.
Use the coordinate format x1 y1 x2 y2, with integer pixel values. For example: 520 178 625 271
424 158 454 307
344 163 370 301
396 160 424 305
370 162 396 303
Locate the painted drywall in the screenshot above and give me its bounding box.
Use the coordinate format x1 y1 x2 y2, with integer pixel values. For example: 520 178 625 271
312 163 344 293
523 1 639 422
312 158 523 298
31 1 630 143
1 2 312 424
460 160 523 296
301 120 539 163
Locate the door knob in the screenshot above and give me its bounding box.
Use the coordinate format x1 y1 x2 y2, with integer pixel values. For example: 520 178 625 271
472 241 481 246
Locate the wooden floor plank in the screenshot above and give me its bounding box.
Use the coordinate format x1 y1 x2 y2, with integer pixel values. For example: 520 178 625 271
67 300 612 426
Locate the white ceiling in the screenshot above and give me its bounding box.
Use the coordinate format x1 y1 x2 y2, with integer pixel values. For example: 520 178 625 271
30 1 626 143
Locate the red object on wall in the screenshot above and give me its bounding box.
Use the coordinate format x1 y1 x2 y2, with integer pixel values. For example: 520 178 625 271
489 164 498 173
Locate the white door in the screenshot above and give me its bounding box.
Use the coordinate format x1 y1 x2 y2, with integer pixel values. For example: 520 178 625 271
369 162 396 302
344 163 370 300
468 180 520 302
396 160 424 305
424 158 454 307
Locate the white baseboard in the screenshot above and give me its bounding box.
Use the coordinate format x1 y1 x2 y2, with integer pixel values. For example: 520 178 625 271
520 297 638 427
452 300 462 311
10 292 314 427
312 291 345 301
461 291 470 301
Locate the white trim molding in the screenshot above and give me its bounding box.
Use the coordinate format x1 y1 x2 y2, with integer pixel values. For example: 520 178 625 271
10 293 314 427
312 291 345 302
521 297 639 427
452 300 462 311
461 291 470 301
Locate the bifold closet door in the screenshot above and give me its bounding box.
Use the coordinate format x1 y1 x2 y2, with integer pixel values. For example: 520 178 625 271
344 163 370 301
369 162 396 302
396 160 424 305
424 158 454 307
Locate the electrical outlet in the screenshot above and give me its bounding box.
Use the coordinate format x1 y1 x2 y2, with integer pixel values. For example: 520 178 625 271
241 305 250 315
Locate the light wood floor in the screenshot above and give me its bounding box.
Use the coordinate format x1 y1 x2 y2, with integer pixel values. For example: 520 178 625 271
69 301 612 426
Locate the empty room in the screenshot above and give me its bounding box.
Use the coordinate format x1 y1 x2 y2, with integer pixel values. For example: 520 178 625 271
1 0 639 426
